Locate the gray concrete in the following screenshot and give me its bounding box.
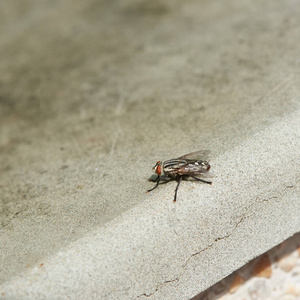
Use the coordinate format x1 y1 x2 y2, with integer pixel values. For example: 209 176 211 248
0 0 299 299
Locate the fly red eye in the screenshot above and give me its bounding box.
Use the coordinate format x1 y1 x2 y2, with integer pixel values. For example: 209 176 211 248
153 161 162 175
156 164 162 175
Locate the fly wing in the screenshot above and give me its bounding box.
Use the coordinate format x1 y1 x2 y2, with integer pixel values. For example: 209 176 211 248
178 167 214 178
177 168 213 178
177 150 210 161
176 162 213 176
191 171 214 178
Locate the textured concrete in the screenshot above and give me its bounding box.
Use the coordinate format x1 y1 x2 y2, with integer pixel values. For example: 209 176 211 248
194 233 300 299
0 0 300 299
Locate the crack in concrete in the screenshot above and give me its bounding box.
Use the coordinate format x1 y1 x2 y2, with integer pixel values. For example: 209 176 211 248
137 278 179 298
136 178 300 299
182 244 214 270
214 213 254 242
242 178 300 217
136 216 246 300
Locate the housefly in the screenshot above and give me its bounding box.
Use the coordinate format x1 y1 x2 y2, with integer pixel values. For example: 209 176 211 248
147 150 212 202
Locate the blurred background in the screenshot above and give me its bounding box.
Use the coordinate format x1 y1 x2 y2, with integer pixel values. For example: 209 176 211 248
0 0 299 298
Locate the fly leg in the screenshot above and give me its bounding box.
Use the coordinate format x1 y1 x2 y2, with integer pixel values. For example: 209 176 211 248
190 176 212 185
147 176 161 192
173 176 183 202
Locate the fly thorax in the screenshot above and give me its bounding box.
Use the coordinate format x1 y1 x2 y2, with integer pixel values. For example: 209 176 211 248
163 159 186 174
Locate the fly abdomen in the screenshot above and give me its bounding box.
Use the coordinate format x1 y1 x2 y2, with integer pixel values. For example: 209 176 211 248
185 161 210 172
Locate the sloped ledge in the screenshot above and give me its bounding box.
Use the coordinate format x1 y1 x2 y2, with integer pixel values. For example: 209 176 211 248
1 110 299 300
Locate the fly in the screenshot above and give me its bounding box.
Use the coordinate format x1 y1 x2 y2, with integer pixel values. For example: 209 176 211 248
147 150 212 202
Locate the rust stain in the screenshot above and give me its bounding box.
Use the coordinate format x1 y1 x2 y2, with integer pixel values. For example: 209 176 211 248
252 254 272 278
229 273 245 293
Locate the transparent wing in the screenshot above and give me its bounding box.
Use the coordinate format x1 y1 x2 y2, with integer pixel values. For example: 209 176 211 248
191 171 214 179
176 162 213 176
179 167 214 179
177 150 211 161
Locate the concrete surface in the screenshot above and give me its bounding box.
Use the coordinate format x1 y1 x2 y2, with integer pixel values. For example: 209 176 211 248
0 0 299 299
194 233 300 299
